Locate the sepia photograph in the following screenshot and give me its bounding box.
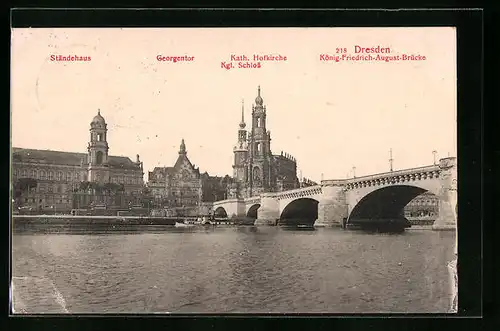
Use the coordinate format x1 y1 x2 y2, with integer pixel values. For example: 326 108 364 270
10 27 457 314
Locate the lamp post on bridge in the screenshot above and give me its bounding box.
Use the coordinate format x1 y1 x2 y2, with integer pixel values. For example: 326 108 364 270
389 148 394 172
352 166 356 178
432 150 438 165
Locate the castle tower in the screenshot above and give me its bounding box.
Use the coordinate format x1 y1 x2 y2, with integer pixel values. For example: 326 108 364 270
87 109 110 183
248 86 273 195
233 99 248 181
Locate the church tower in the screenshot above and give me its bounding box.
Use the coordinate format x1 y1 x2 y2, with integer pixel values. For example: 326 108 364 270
87 109 110 183
247 86 273 195
233 99 248 181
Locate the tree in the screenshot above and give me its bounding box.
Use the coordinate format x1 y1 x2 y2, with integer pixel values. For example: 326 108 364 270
117 183 125 193
142 186 151 196
13 178 37 198
103 182 121 195
79 181 91 192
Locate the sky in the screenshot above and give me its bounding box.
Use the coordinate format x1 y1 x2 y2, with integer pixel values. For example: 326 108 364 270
11 27 456 182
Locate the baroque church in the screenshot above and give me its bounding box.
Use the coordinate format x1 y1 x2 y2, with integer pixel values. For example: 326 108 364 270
228 86 299 199
147 86 300 210
12 111 144 212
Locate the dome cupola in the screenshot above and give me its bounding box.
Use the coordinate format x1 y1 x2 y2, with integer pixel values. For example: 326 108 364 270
91 109 106 127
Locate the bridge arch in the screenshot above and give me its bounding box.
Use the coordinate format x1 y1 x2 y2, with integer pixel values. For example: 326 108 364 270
214 206 228 218
280 198 319 226
347 185 433 227
246 204 260 219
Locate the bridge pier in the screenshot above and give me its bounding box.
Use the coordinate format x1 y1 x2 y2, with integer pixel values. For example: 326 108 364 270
315 182 348 227
254 193 279 226
433 157 457 231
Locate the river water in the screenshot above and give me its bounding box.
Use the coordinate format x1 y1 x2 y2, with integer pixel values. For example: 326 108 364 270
11 226 455 314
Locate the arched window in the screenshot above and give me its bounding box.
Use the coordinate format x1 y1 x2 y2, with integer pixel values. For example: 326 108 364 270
96 151 103 165
40 170 46 180
257 117 261 127
31 170 36 178
21 169 27 177
48 171 54 180
66 172 72 181
257 143 261 152
74 173 80 181
57 171 62 181
97 133 102 142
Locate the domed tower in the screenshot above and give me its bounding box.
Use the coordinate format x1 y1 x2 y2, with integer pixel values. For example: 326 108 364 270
247 86 273 195
87 109 110 183
233 99 248 182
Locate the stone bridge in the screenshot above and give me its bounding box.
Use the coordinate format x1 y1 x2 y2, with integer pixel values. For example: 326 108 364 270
212 157 457 230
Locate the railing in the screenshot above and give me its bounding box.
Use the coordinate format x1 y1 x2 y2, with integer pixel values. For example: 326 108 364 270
244 197 261 205
344 165 439 184
276 185 322 200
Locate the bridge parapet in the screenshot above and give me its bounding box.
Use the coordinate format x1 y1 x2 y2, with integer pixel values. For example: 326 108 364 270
276 185 322 201
321 179 347 186
244 197 261 205
344 165 441 191
213 198 241 205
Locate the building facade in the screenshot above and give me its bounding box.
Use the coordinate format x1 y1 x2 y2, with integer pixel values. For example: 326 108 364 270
12 111 144 212
229 86 299 199
403 192 439 218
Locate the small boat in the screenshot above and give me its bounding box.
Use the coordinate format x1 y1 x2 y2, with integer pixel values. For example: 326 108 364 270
175 222 194 228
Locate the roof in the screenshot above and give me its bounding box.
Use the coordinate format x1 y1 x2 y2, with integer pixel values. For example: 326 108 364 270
12 147 140 170
12 148 87 166
150 166 175 175
173 154 200 175
107 156 141 170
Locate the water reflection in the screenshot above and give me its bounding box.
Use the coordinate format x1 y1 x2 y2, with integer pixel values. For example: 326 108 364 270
12 227 456 313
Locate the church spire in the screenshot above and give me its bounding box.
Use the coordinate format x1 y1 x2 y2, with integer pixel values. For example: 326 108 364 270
239 99 246 128
179 138 186 155
255 85 263 106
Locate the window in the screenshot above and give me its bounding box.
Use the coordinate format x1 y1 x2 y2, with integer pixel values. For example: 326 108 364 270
31 170 36 178
253 167 260 182
75 173 80 181
96 151 103 164
257 117 261 127
48 186 53 193
66 172 72 181
21 169 27 177
48 171 54 180
40 170 46 180
57 171 62 181
97 133 102 142
257 143 261 152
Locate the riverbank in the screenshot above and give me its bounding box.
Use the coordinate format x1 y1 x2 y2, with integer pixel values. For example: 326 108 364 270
407 225 434 230
12 214 180 226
